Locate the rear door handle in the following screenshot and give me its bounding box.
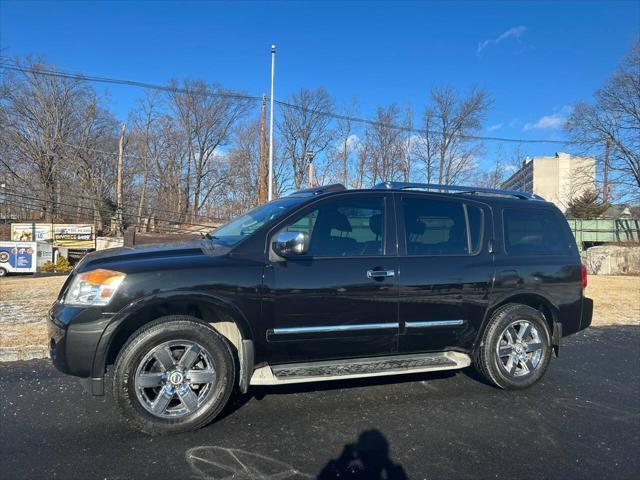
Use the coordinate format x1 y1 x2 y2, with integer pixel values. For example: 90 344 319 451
367 269 395 279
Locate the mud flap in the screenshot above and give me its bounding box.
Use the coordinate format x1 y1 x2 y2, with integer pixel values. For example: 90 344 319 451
80 377 105 396
552 322 562 358
238 340 255 394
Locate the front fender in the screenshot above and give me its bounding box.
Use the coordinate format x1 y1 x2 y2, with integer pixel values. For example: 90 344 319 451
91 291 256 380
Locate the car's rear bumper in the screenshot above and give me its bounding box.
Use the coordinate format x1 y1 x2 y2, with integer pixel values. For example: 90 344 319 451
581 296 594 330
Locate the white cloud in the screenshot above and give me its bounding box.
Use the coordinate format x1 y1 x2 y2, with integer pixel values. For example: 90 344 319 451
524 106 572 131
487 123 503 132
345 134 360 150
477 26 527 55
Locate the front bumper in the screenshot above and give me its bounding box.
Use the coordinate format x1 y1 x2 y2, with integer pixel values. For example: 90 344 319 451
47 302 114 382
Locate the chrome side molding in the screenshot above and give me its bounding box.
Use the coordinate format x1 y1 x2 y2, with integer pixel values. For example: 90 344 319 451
270 322 399 336
405 320 465 328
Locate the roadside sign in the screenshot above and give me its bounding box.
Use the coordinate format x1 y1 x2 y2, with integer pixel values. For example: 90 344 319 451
11 223 94 249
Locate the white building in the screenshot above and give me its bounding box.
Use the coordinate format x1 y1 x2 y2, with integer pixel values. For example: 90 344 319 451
501 152 596 212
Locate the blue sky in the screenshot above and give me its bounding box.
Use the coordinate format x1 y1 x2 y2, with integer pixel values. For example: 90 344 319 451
1 0 639 165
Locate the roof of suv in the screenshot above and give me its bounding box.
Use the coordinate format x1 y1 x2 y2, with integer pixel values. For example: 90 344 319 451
289 182 550 207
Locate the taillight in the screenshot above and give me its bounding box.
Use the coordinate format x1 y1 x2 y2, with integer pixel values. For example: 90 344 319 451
581 265 588 289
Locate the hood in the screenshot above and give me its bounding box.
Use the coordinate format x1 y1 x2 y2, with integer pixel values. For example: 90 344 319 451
76 239 229 272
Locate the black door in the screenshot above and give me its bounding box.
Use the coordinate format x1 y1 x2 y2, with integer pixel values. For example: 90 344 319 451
263 193 399 365
396 193 494 353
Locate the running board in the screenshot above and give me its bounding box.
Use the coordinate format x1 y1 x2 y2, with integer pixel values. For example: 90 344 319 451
249 352 471 386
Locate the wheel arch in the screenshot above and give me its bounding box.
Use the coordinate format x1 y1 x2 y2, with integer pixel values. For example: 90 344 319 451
95 292 255 381
474 292 559 353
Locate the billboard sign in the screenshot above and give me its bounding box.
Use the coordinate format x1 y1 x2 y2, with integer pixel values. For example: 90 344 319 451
11 224 51 242
0 242 37 273
53 224 94 248
11 223 94 249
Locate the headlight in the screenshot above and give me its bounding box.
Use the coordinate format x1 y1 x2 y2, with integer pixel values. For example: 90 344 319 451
65 269 126 306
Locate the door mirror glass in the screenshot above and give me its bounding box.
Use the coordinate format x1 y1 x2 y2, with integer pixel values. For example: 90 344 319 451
272 231 310 257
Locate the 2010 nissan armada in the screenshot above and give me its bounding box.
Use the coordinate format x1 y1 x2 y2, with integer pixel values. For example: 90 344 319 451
48 182 593 434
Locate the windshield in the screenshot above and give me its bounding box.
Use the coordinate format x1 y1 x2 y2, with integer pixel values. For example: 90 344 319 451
211 197 305 246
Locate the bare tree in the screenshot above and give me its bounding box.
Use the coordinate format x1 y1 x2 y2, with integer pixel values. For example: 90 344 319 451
328 100 359 187
352 140 369 189
1 57 118 226
220 120 262 218
566 41 640 199
149 115 190 225
478 145 528 189
278 87 335 189
169 79 253 219
412 106 438 183
363 104 406 185
401 107 414 182
128 90 164 226
423 86 492 185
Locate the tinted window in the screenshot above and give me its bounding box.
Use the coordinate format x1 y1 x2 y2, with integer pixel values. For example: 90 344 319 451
403 197 472 255
279 196 386 257
504 208 572 255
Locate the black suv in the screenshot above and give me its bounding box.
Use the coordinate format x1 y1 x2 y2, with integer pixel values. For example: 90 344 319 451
48 182 593 434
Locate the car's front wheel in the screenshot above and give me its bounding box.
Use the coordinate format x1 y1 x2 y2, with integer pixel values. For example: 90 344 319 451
113 315 235 435
474 304 552 390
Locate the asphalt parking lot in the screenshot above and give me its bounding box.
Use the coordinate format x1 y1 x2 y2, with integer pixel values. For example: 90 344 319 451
1 325 638 480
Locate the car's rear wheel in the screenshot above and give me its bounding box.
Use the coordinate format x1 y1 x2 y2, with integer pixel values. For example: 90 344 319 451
0 267 8 277
113 315 235 435
474 304 552 390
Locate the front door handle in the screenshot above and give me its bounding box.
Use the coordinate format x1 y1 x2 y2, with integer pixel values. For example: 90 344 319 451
367 269 395 279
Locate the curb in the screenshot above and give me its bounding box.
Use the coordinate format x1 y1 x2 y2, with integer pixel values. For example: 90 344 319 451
0 346 49 362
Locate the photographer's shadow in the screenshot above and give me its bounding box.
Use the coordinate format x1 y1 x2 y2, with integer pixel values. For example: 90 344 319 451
318 429 407 480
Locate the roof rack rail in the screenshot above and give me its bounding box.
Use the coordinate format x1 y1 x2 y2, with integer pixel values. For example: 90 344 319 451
372 182 544 201
289 183 346 197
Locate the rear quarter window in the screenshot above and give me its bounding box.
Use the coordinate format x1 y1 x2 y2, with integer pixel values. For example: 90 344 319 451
503 208 573 256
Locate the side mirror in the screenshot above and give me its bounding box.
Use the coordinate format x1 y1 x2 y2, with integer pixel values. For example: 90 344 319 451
272 231 309 257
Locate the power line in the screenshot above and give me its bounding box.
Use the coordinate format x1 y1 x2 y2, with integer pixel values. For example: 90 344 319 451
273 99 573 145
4 190 222 231
0 58 573 146
4 192 220 233
4 199 213 236
3 186 223 224
0 61 261 102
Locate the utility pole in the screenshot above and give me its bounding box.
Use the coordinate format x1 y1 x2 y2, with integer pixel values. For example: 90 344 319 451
306 151 315 187
116 123 126 236
267 44 276 201
259 94 267 204
603 139 610 203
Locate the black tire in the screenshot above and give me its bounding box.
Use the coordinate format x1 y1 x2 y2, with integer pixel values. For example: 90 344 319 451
113 315 235 435
0 267 7 277
474 304 552 390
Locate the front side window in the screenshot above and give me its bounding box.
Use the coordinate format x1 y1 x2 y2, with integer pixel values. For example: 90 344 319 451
403 197 480 256
504 208 572 255
278 196 386 257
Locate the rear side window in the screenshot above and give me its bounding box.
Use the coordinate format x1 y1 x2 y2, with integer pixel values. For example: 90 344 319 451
402 197 482 255
503 208 572 255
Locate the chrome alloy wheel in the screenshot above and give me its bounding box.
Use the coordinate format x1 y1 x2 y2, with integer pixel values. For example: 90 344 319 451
496 320 544 378
134 340 217 418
